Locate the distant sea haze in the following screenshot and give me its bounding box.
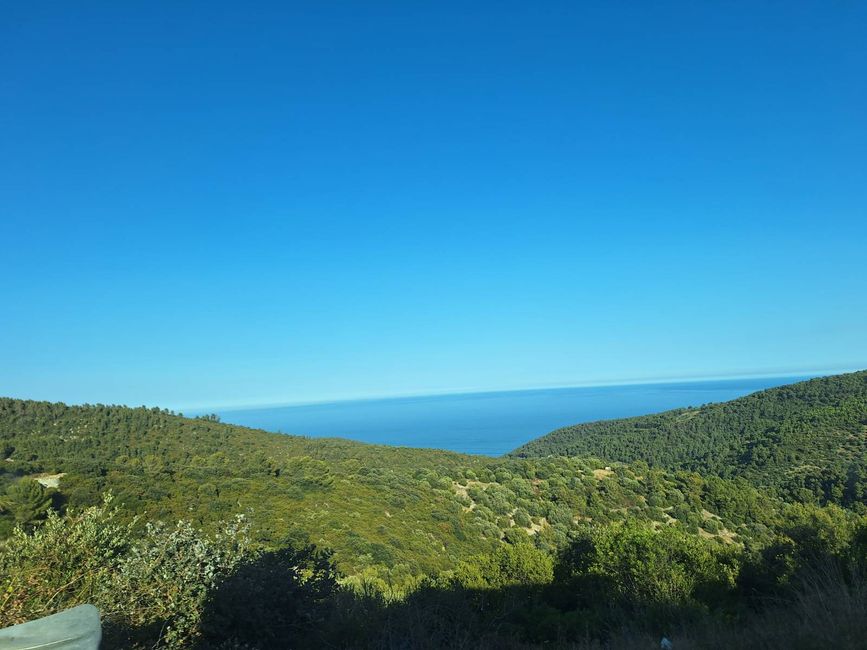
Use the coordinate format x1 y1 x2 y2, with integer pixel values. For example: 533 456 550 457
202 376 815 456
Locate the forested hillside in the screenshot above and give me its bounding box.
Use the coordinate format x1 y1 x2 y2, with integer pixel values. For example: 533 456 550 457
3 388 867 648
0 397 775 587
512 371 867 509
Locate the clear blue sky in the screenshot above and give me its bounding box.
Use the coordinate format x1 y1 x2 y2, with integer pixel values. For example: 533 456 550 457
2 2 865 410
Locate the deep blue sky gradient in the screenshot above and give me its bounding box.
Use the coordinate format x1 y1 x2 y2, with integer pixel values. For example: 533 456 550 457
2 2 865 409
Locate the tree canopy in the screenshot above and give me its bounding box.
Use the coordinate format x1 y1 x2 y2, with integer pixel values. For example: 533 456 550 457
512 371 867 509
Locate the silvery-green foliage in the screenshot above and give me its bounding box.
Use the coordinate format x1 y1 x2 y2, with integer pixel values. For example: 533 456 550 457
0 494 134 625
109 514 251 647
0 494 253 649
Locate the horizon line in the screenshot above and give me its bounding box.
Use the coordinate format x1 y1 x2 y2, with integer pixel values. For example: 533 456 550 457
179 365 864 414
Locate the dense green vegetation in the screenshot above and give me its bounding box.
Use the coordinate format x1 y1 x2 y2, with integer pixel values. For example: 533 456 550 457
3 496 865 648
3 372 867 647
513 371 867 509
0 397 781 586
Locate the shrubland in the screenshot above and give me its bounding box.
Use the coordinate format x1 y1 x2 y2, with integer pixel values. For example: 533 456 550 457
512 371 867 509
1 371 866 647
2 495 865 648
0 398 788 586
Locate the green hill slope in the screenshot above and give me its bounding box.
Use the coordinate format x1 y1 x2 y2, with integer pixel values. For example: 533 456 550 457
3 395 867 649
1 397 782 587
511 371 867 507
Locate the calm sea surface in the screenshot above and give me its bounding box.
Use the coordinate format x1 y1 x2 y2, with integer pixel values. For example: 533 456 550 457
205 376 814 456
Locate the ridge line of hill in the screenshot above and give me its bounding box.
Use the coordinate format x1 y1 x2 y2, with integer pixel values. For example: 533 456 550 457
511 370 867 508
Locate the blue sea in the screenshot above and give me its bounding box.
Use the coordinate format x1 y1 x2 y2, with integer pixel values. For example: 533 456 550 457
206 375 814 456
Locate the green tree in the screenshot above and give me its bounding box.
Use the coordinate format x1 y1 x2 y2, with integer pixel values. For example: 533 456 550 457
0 479 52 527
453 544 554 589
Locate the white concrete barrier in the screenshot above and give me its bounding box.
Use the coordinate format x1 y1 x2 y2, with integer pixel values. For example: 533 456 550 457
0 604 101 649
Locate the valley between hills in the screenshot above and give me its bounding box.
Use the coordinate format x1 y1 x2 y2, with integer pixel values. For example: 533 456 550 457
2 371 866 648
